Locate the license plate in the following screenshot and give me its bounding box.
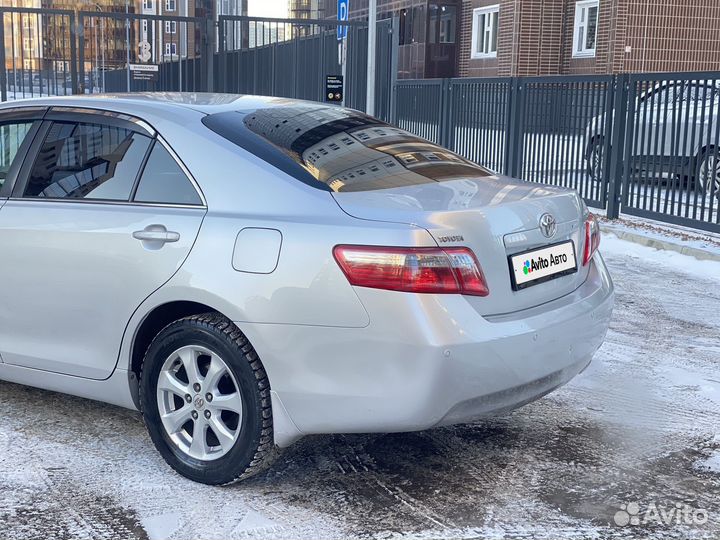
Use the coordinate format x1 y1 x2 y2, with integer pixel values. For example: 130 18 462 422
509 240 577 290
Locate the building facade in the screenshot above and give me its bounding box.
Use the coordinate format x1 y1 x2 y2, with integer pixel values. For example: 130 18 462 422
289 0 325 21
328 0 720 79
325 0 461 79
460 0 720 77
137 0 198 63
3 0 240 74
288 0 325 38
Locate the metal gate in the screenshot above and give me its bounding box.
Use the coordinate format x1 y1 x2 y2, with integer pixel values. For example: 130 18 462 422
217 15 366 111
617 72 720 231
0 6 211 98
394 73 720 233
77 10 211 94
216 15 398 116
0 7 78 101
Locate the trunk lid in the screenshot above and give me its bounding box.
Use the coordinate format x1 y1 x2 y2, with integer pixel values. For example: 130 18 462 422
332 176 589 316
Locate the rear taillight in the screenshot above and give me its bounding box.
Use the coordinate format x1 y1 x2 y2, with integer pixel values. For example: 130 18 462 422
333 245 489 297
583 214 601 266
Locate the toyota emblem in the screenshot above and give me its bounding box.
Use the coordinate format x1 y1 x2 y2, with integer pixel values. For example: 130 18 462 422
539 213 557 238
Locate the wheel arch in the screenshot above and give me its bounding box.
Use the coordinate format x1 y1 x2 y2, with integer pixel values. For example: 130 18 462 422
123 298 302 447
128 300 230 405
585 133 605 157
690 143 717 178
696 143 717 162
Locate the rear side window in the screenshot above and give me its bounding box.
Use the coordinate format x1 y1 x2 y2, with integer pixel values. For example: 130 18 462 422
133 142 202 205
24 121 151 200
0 121 35 187
202 105 491 193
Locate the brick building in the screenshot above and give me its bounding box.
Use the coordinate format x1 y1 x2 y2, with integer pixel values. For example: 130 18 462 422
461 0 720 77
329 0 720 79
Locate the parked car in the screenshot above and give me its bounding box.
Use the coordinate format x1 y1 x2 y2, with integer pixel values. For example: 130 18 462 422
0 94 613 485
585 81 720 196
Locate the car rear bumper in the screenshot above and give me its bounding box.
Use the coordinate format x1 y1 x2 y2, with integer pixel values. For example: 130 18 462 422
240 254 614 446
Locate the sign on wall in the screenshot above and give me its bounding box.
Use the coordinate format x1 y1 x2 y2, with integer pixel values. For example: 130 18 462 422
129 64 159 82
325 75 344 102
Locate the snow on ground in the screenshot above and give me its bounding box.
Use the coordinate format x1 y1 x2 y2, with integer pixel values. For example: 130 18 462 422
0 236 719 540
602 232 720 277
696 447 720 474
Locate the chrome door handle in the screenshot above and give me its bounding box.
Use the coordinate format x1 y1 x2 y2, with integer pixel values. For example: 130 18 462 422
132 225 180 244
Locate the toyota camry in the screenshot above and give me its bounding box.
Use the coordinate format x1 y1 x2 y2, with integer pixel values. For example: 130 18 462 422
0 94 614 485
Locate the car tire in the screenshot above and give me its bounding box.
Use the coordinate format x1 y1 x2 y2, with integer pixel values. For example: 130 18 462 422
139 312 276 485
585 137 605 182
694 148 720 195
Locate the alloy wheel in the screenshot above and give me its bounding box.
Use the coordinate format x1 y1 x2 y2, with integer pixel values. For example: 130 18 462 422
698 153 720 194
156 345 243 461
589 143 604 181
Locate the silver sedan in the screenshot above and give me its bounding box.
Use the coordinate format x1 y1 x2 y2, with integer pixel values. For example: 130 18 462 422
0 94 613 485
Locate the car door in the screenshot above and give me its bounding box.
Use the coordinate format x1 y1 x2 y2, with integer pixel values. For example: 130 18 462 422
635 83 676 171
0 109 206 380
661 83 713 169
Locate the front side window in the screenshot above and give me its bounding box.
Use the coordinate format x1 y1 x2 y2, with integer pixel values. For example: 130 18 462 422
165 43 177 56
133 142 202 205
165 21 177 34
643 85 676 110
678 83 717 104
471 5 499 59
573 0 599 57
0 121 35 188
24 122 151 201
165 0 176 10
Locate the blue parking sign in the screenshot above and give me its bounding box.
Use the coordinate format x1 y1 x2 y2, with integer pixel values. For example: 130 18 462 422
337 0 349 40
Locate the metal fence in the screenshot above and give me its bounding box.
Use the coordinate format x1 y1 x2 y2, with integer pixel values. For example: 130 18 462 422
394 73 720 233
77 11 211 94
216 15 396 118
0 8 392 116
217 16 368 111
618 73 720 230
0 7 211 98
0 7 78 101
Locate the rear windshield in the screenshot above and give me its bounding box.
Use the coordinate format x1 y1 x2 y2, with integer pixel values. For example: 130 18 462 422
202 105 492 193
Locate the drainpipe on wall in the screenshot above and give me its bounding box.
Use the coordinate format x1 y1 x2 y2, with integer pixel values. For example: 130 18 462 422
510 0 520 77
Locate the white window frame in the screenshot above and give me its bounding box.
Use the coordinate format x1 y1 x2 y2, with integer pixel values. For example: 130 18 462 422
165 21 177 34
142 0 154 10
165 0 176 11
164 42 177 56
470 5 499 59
572 0 599 58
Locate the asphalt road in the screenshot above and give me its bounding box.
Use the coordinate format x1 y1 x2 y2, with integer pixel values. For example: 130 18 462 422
1 234 719 540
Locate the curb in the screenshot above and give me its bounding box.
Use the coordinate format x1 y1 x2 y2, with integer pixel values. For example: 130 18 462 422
601 224 720 263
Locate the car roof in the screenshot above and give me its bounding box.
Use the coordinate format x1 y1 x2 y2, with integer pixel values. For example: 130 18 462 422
0 92 330 117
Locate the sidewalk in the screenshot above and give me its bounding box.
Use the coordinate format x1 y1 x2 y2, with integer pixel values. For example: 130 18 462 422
596 213 720 262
